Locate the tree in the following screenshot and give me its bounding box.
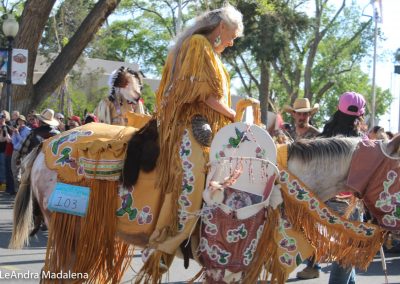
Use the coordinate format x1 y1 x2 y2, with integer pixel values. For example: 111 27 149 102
39 0 96 55
223 0 309 124
220 1 378 126
269 0 375 108
88 0 202 75
89 18 170 74
2 0 122 114
307 66 392 127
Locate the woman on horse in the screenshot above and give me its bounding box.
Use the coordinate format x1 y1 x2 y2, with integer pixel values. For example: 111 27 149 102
141 4 244 279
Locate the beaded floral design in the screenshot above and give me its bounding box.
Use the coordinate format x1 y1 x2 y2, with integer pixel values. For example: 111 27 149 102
375 170 400 228
178 129 195 231
280 170 377 237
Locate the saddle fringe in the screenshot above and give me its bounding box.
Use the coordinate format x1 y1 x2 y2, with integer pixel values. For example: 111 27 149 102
134 250 174 284
242 207 286 284
44 180 132 283
280 179 386 270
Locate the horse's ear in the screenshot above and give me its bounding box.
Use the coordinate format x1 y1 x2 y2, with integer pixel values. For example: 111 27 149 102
386 133 400 155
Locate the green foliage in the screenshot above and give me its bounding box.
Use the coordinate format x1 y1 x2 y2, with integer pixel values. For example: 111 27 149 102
141 83 155 113
0 0 25 46
40 0 96 55
31 0 393 126
307 66 393 128
89 0 200 75
38 68 107 117
89 18 169 74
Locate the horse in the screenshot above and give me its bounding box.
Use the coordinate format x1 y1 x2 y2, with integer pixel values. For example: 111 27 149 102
94 66 147 126
9 104 400 283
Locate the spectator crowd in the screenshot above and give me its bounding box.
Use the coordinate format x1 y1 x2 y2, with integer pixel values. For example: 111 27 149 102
0 108 98 195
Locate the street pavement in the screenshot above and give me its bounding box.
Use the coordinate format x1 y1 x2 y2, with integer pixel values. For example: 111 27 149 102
1 191 400 283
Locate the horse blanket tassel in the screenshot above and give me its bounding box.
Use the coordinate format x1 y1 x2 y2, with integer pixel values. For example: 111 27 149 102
277 144 386 270
43 180 132 283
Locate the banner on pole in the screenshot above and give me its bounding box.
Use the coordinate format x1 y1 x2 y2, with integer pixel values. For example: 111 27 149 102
11 48 28 85
0 48 9 83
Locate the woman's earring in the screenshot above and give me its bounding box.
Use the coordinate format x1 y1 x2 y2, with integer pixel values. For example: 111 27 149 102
214 35 221 47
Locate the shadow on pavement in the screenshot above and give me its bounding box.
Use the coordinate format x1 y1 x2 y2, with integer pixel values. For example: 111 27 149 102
0 192 15 210
0 222 48 249
356 252 400 277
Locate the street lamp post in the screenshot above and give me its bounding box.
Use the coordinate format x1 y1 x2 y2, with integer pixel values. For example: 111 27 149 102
370 6 378 128
2 14 19 113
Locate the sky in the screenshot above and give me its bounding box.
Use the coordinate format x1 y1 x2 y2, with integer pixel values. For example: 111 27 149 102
360 0 400 133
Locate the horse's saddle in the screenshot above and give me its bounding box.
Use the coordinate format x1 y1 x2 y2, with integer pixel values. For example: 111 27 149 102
42 123 137 183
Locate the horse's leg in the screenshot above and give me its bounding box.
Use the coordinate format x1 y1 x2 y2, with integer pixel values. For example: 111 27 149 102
31 153 80 276
9 147 44 249
29 198 44 237
30 152 57 226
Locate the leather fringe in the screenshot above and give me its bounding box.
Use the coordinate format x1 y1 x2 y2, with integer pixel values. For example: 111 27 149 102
43 180 131 283
242 207 286 284
279 174 386 270
135 250 174 284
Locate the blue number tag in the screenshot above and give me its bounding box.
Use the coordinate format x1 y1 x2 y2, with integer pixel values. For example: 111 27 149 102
48 183 90 217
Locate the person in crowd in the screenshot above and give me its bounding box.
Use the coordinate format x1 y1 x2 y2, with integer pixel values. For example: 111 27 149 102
54 113 66 132
283 98 320 140
142 4 243 273
26 110 38 129
3 121 13 195
297 91 366 283
11 115 31 191
0 114 9 191
66 115 81 130
19 109 60 161
320 92 367 139
11 110 20 128
83 113 98 124
368 125 389 141
1 110 10 125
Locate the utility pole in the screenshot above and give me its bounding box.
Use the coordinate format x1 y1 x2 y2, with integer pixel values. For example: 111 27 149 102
370 6 378 128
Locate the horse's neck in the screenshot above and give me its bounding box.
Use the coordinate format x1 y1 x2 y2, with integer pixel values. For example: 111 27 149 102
287 153 353 202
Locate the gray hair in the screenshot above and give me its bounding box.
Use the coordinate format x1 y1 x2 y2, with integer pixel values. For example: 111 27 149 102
158 4 243 101
170 4 243 61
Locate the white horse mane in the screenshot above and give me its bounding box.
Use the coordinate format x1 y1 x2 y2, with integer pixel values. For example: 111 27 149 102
287 137 360 201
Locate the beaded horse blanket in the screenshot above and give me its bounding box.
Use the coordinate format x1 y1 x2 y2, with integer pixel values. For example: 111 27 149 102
276 144 385 272
42 122 161 256
42 123 137 183
347 140 400 233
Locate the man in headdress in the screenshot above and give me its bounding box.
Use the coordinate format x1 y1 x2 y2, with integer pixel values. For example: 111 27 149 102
95 66 144 125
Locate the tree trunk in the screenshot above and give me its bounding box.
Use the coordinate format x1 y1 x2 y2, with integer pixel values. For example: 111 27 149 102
258 61 270 126
6 0 57 113
12 0 121 114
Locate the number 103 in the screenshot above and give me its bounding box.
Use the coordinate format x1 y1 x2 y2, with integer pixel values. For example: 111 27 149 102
56 196 78 209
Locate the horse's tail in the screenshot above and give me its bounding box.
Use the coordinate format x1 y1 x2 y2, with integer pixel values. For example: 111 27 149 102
120 118 159 188
9 146 41 249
